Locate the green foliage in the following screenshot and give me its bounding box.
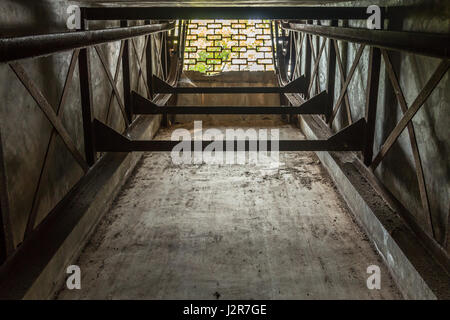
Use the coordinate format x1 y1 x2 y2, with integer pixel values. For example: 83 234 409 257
217 49 231 62
184 19 274 74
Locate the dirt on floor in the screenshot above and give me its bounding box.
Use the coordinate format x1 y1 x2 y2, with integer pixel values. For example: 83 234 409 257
57 119 402 300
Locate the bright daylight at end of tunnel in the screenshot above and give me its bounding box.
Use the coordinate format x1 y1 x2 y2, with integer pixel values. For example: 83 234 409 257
0 0 449 312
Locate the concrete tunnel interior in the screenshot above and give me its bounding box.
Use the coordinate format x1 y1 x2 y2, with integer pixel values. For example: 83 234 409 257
0 0 448 303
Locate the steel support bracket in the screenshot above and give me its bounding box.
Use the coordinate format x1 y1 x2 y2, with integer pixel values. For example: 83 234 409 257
152 75 307 94
132 90 330 115
94 118 365 152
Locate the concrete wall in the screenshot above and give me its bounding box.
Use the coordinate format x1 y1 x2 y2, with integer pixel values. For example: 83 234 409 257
294 0 449 255
0 0 162 252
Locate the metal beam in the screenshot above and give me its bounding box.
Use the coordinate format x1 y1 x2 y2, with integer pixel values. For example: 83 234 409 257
325 20 337 122
282 23 449 59
329 44 365 125
94 45 130 126
153 75 307 94
79 47 97 167
120 21 133 124
307 34 326 96
370 59 450 170
131 38 152 99
0 22 175 63
84 7 379 21
132 90 329 115
10 62 89 172
94 118 366 152
304 21 312 98
381 49 434 238
104 41 125 125
0 127 13 264
333 39 353 125
25 50 81 239
145 20 154 99
363 47 381 166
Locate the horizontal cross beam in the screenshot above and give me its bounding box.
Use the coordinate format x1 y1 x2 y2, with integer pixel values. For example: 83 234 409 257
282 22 450 59
84 7 380 20
94 118 366 152
0 22 175 63
132 91 329 115
153 75 307 94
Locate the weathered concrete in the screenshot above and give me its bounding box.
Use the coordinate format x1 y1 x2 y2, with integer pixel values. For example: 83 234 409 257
57 120 401 299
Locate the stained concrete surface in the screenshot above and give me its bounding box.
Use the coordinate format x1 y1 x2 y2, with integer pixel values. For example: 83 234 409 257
57 119 401 299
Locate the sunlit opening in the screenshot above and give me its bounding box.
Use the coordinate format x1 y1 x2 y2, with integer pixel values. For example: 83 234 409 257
183 19 275 75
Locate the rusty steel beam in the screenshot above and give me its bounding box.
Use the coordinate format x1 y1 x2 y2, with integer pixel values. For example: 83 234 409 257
145 20 155 99
10 62 89 172
0 128 13 264
371 59 450 170
120 20 133 124
131 38 152 99
381 49 434 238
94 118 366 152
25 50 81 239
325 20 337 122
132 90 329 115
329 44 365 126
78 47 97 167
362 47 381 166
282 22 449 59
94 46 130 126
333 39 353 125
84 6 379 21
0 22 175 63
153 75 307 94
104 41 125 125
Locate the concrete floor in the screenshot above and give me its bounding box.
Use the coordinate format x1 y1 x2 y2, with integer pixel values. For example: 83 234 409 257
57 119 401 299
